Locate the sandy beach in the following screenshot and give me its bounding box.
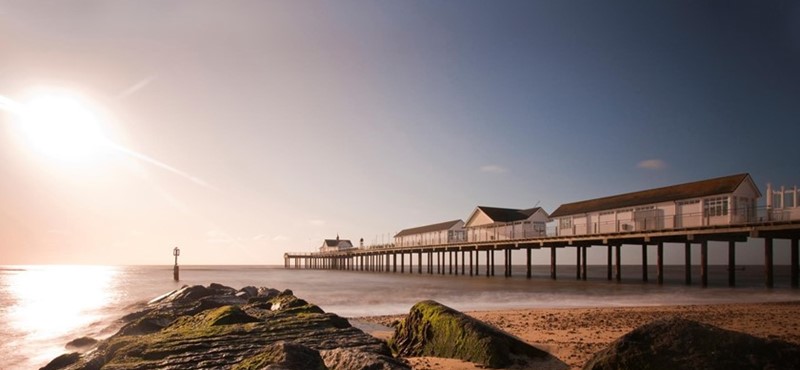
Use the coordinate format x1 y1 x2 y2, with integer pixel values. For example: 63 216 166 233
357 301 800 370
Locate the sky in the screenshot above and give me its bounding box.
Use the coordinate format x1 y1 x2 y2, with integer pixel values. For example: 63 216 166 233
1 1 799 265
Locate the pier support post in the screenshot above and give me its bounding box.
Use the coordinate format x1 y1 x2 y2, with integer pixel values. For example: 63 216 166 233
685 242 692 285
461 251 465 275
526 247 532 279
491 249 495 276
449 251 454 275
470 250 474 276
791 238 799 288
581 246 588 281
401 253 405 273
701 241 708 288
392 254 397 273
607 245 613 280
765 238 774 288
486 250 490 277
728 241 736 287
428 252 433 274
642 244 648 282
657 242 664 285
418 252 422 274
550 247 557 280
575 246 581 280
615 245 621 282
507 249 513 277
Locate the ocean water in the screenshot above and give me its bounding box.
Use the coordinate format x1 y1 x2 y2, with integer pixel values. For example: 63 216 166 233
1 264 798 369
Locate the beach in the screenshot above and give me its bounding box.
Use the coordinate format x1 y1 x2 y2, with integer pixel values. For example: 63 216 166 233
358 301 800 370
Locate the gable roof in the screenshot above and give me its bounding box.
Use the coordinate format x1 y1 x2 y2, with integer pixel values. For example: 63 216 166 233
549 173 755 218
323 239 352 247
476 206 543 223
394 220 463 238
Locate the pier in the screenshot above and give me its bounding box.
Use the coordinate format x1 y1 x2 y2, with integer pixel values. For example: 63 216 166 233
285 220 800 288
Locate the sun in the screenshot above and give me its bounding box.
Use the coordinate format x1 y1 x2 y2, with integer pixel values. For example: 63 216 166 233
14 89 110 162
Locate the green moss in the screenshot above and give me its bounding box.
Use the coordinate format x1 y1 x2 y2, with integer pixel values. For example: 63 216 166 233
232 342 327 370
389 300 544 368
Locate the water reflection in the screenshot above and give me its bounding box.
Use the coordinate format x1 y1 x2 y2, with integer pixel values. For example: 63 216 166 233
6 265 118 341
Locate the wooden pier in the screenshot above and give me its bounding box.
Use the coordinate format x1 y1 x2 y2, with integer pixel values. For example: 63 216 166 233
285 220 800 288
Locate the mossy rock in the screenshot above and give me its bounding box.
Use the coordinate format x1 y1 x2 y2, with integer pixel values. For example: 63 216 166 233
583 317 800 370
233 342 327 370
389 300 546 368
206 305 261 326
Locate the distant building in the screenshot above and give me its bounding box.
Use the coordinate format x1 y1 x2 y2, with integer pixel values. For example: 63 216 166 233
549 173 761 236
394 220 466 247
465 206 549 242
319 236 353 253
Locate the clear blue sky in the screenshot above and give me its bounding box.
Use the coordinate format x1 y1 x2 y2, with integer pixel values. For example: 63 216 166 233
1 1 798 265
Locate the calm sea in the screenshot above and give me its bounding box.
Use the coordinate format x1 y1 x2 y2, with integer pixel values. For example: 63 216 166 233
1 264 798 369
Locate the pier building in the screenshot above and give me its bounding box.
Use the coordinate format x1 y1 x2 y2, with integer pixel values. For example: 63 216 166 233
465 206 549 242
549 173 761 236
394 220 466 247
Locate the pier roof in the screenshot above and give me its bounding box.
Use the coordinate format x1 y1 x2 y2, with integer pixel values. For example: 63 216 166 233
550 173 754 218
475 206 543 223
395 220 463 237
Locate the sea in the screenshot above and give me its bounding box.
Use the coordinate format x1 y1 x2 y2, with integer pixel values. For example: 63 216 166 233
2 264 799 369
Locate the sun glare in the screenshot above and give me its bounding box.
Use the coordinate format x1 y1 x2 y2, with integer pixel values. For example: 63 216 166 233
14 90 110 163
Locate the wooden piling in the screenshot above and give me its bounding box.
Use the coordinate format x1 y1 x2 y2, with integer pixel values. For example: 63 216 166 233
701 241 708 288
470 250 474 276
728 241 736 287
461 250 465 275
550 247 557 280
615 245 621 282
657 242 663 285
765 238 774 288
526 247 532 279
685 242 692 285
581 246 587 281
491 249 495 276
791 238 799 288
576 246 581 280
486 250 490 277
607 245 612 280
641 244 648 282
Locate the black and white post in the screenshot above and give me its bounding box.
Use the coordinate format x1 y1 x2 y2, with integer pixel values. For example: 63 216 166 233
173 246 181 281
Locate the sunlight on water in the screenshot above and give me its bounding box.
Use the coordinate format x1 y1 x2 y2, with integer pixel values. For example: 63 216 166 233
6 266 117 340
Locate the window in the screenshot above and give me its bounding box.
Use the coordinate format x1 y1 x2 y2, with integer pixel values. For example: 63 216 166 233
559 218 572 229
677 199 700 205
599 211 614 216
704 197 729 217
635 206 655 211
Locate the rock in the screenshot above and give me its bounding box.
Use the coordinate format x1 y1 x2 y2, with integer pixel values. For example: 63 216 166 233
50 284 409 370
65 337 98 351
40 352 80 370
238 286 260 299
205 305 260 326
234 342 327 370
322 348 410 370
583 317 800 370
258 287 281 299
388 300 547 368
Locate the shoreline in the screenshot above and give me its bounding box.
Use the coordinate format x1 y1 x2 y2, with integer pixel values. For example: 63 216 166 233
354 300 800 370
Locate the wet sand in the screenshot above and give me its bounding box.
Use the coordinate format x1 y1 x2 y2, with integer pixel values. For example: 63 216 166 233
357 301 800 370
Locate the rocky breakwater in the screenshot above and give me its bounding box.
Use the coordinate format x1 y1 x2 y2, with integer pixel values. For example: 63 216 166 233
42 283 409 370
